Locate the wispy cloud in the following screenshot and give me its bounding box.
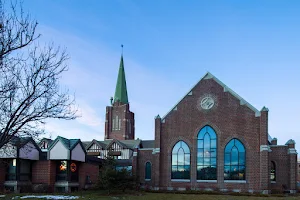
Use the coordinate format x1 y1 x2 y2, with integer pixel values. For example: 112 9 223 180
76 101 103 127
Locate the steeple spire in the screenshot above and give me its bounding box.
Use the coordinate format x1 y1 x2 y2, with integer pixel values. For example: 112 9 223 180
114 51 129 104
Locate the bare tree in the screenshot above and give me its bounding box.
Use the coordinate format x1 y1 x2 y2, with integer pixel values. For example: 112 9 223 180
0 0 77 148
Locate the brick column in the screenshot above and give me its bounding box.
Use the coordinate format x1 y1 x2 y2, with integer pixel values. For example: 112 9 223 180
132 148 138 181
48 160 56 192
286 140 297 193
153 115 161 190
0 160 5 191
260 107 269 194
260 145 270 194
260 107 268 146
105 106 112 139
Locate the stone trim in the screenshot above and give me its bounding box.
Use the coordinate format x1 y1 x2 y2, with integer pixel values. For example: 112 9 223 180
152 148 160 154
224 180 247 183
139 148 154 151
171 179 190 182
196 180 217 183
260 145 271 152
261 190 269 194
269 145 288 147
54 181 79 187
288 148 297 154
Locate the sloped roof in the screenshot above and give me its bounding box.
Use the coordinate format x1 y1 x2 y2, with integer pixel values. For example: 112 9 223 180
85 139 141 150
141 140 155 149
48 136 81 151
119 140 141 149
162 72 261 120
82 141 91 148
97 140 111 149
114 55 129 104
10 137 32 147
8 137 41 153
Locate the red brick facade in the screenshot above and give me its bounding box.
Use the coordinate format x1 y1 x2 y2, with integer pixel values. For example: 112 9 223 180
0 155 100 193
0 161 5 191
32 160 56 192
78 163 99 189
134 74 298 194
105 102 135 140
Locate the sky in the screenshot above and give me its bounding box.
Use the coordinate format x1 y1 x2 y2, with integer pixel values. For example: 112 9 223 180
17 1 300 151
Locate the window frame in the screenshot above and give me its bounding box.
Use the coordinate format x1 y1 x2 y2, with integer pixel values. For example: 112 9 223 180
224 138 246 181
197 125 217 180
270 161 276 182
171 140 191 181
145 162 151 181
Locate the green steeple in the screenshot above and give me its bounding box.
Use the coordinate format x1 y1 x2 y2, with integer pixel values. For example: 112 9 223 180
114 55 129 104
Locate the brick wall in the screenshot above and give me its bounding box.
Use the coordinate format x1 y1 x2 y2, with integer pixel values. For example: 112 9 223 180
32 160 56 192
297 162 300 183
157 78 263 192
137 150 153 187
105 103 135 140
78 163 99 189
0 160 6 191
269 146 289 191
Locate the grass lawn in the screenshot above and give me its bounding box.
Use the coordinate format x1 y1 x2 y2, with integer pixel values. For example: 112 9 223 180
75 192 300 200
1 191 300 200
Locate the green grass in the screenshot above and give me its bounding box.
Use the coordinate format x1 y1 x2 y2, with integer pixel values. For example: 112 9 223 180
1 191 300 200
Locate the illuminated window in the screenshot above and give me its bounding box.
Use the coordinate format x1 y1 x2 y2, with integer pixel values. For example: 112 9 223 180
6 159 17 181
171 141 190 180
197 125 217 180
56 161 68 181
70 162 78 182
224 139 246 180
270 161 276 181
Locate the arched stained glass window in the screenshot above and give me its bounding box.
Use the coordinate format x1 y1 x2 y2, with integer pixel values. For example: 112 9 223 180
145 162 151 180
197 125 217 180
270 161 276 181
224 139 246 180
171 141 190 179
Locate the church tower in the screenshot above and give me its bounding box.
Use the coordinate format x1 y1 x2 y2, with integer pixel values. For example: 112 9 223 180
104 55 135 140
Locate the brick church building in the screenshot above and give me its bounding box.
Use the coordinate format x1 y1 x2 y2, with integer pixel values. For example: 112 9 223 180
99 55 298 194
0 55 298 194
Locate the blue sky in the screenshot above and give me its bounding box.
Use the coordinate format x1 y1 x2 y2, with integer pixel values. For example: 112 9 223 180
21 1 300 151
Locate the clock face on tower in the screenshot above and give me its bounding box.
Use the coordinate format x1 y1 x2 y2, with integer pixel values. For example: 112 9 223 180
200 96 215 110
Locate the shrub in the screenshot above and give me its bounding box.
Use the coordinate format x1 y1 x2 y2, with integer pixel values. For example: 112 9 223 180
32 184 49 193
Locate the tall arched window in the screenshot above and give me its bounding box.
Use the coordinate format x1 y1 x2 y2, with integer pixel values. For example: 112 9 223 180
197 125 217 180
171 141 190 180
145 162 151 180
270 161 276 181
224 139 246 180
